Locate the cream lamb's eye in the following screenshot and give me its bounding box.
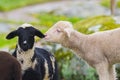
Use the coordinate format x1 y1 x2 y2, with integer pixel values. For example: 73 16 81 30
56 29 61 32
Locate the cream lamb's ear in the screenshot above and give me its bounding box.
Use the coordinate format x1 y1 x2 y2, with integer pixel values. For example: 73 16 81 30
64 28 73 38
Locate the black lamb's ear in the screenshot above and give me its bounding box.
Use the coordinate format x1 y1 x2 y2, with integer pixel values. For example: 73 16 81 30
34 29 45 38
6 30 18 39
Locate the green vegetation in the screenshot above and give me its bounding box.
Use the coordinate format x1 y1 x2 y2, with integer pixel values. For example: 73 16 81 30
0 0 55 11
0 34 17 48
100 0 120 8
74 15 120 34
100 0 111 8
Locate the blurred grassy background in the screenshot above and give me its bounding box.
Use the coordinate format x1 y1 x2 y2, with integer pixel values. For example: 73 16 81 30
0 0 56 11
0 0 120 80
100 0 120 8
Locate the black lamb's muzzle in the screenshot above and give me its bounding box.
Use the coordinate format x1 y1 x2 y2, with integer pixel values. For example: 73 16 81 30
23 47 28 51
40 34 45 38
20 44 29 51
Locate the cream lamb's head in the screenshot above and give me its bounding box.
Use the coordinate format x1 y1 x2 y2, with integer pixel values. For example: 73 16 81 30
44 21 74 43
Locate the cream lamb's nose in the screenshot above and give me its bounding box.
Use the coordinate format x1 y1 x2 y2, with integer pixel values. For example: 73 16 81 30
44 34 49 39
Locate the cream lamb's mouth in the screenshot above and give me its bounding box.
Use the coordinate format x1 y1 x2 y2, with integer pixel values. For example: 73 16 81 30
44 37 48 39
44 35 50 40
42 37 49 41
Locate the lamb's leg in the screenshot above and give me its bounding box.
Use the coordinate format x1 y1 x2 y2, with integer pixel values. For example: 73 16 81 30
109 65 116 80
95 62 109 80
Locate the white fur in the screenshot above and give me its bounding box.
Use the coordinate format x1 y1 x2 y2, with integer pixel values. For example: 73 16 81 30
17 44 52 80
32 59 38 69
21 23 33 28
44 21 120 80
50 56 55 78
44 59 50 80
17 45 34 71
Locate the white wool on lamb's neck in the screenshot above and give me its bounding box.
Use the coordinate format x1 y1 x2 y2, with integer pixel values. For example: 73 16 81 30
17 44 35 71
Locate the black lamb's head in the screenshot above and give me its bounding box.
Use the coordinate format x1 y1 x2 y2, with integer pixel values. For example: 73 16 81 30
6 24 45 51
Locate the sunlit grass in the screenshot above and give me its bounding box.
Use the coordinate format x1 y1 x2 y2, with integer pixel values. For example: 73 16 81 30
100 0 120 8
0 33 17 48
0 0 55 11
74 15 117 34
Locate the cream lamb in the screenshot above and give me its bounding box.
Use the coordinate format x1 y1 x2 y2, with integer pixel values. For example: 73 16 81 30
44 21 120 80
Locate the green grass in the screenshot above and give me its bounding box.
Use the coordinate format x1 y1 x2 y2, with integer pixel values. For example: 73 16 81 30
0 34 17 48
74 15 117 34
0 0 55 11
100 0 120 8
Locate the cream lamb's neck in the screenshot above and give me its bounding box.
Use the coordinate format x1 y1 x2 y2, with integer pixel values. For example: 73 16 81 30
62 30 87 51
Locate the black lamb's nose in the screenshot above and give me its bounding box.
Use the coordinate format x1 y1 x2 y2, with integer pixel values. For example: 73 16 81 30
22 44 29 51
